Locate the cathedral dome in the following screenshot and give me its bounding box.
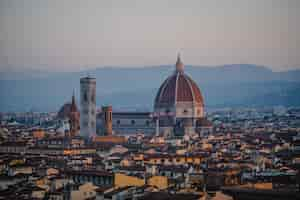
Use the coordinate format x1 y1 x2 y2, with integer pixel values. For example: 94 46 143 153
154 54 204 109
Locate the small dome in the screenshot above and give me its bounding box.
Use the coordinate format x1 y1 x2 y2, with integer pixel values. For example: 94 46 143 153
57 93 79 119
57 103 72 119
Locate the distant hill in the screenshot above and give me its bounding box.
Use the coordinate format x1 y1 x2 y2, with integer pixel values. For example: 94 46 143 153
0 64 299 112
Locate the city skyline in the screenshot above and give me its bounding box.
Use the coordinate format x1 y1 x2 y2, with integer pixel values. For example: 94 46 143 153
1 0 300 72
1 1 300 199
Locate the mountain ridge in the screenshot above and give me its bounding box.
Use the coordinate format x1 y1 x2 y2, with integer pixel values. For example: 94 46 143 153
0 64 299 112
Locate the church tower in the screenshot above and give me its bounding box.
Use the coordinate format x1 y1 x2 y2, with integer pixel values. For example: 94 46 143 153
69 91 80 136
80 76 96 138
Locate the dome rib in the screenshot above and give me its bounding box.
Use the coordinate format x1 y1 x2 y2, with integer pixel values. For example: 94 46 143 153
174 73 179 103
155 75 175 107
160 75 176 104
184 74 196 104
185 76 204 106
176 74 193 102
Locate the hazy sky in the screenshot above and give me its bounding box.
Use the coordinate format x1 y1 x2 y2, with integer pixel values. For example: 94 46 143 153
0 0 299 72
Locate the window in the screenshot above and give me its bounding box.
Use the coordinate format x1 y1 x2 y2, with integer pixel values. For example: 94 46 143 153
145 120 150 126
117 120 120 125
84 93 88 102
91 94 95 103
131 120 135 125
197 109 201 115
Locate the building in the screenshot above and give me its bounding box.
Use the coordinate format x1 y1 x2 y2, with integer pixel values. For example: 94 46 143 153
96 54 209 138
97 112 155 136
69 92 80 136
57 93 80 136
65 170 114 187
80 76 96 139
101 105 113 136
154 54 205 137
0 141 27 154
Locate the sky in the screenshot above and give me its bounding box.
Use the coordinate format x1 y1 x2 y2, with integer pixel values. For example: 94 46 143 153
0 0 299 72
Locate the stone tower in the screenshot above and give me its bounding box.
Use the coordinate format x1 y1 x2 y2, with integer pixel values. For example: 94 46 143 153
80 76 96 138
102 105 113 136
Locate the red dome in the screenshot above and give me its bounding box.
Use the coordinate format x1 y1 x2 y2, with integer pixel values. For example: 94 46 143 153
154 72 204 108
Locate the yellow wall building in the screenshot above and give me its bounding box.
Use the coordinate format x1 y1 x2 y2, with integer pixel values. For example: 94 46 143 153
148 176 168 190
145 155 203 166
114 173 145 188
